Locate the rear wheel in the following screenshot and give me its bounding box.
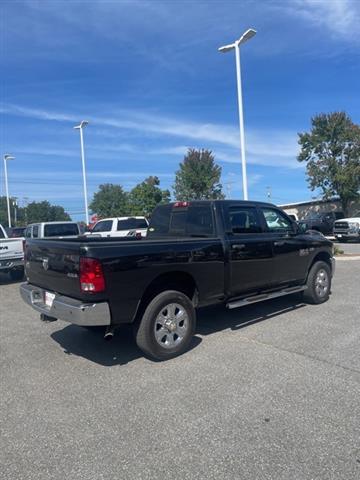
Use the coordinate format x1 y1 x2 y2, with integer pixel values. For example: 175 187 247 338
134 290 196 360
303 261 331 304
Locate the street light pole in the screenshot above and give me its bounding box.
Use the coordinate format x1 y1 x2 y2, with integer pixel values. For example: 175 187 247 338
74 121 89 225
3 154 15 228
219 28 256 201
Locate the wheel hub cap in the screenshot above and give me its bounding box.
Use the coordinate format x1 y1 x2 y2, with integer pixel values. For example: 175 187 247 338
315 269 329 298
154 303 189 349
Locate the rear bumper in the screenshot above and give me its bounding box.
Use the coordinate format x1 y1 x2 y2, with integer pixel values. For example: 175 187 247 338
19 283 111 326
0 257 24 271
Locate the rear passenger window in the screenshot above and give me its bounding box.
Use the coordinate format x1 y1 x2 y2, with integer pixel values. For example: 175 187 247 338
148 204 215 238
25 228 31 238
228 207 261 234
32 226 39 238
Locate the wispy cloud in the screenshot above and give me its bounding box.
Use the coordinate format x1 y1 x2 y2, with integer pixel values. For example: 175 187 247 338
287 0 360 42
2 103 300 168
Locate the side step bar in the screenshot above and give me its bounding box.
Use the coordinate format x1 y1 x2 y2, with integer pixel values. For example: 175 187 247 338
226 285 307 310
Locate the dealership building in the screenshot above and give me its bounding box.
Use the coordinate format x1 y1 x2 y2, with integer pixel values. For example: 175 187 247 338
279 197 360 220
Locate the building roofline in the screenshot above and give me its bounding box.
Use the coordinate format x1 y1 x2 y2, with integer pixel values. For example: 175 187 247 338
279 197 340 208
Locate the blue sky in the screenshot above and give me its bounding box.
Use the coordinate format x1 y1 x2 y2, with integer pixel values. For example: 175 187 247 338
1 0 360 220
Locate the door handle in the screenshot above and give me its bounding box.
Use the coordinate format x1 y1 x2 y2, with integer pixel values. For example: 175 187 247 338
232 244 246 250
274 241 285 246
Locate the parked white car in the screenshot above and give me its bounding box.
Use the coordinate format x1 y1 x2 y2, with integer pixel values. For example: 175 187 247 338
88 217 149 238
333 214 360 242
0 223 24 280
24 221 83 239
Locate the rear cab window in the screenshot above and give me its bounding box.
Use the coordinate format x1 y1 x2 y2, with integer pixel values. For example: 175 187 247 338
148 203 215 238
32 225 39 238
43 223 80 237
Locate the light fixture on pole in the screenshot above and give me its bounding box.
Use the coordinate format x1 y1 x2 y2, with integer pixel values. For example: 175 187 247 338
74 120 90 225
219 28 256 200
3 154 15 228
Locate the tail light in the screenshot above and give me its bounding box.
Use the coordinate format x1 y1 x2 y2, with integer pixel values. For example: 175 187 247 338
22 240 27 261
174 201 189 208
80 257 105 293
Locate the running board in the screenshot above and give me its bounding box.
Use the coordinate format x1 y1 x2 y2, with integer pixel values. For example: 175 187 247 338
226 285 307 310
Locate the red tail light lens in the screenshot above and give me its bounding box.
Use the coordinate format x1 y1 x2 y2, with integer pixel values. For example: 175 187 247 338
80 257 105 293
174 201 189 208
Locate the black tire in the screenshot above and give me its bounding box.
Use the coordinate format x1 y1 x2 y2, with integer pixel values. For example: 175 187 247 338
9 268 24 282
303 261 331 305
341 238 348 243
134 290 196 361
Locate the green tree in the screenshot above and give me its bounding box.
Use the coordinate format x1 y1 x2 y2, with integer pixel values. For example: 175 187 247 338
173 148 224 201
89 183 128 218
0 196 19 226
128 176 170 217
25 201 71 224
298 112 360 216
0 197 69 225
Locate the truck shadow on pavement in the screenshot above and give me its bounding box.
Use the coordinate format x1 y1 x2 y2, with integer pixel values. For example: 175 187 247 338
197 294 306 336
50 294 306 366
51 325 202 366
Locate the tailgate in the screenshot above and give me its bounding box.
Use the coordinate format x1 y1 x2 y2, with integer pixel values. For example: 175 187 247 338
25 239 83 298
0 239 24 260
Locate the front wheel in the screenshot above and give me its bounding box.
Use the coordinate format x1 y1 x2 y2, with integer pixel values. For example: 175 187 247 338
303 261 331 305
134 290 196 360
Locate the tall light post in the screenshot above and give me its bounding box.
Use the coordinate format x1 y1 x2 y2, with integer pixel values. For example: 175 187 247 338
74 121 89 225
3 154 15 228
219 28 256 200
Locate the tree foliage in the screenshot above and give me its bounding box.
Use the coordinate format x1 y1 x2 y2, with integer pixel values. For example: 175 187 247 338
173 148 224 201
298 112 360 216
25 201 71 224
128 176 170 217
89 183 129 218
0 196 70 226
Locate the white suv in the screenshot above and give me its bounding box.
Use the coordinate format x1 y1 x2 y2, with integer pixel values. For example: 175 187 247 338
88 217 149 238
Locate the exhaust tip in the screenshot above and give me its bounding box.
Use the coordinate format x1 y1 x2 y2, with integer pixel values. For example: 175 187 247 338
104 326 115 341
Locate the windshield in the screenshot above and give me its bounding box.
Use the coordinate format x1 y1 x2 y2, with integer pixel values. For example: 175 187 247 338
44 223 79 237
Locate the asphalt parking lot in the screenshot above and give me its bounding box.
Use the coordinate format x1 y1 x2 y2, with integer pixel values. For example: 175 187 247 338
336 241 360 255
1 260 360 480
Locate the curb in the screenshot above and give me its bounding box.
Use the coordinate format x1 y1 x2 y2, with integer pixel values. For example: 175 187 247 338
335 256 360 261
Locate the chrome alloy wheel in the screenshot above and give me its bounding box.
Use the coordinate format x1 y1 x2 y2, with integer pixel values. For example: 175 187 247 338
154 303 189 348
315 268 329 298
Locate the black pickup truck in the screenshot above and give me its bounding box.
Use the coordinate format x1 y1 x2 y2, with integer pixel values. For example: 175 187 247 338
20 200 335 360
297 211 344 235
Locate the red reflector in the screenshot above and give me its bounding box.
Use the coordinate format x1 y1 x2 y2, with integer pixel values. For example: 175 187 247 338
80 257 105 293
174 201 190 208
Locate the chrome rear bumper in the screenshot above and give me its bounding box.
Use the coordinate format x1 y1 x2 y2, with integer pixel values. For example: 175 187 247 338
20 283 111 326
